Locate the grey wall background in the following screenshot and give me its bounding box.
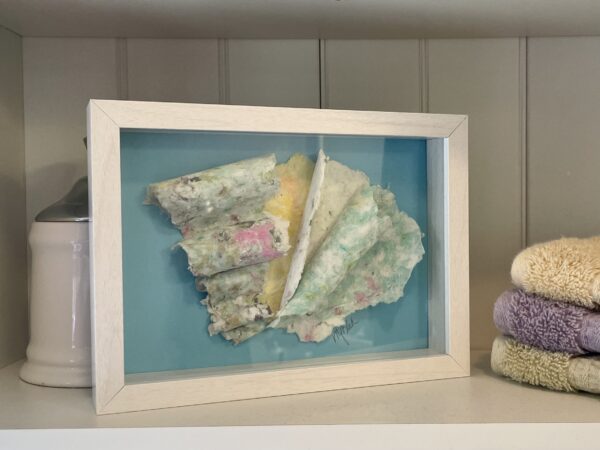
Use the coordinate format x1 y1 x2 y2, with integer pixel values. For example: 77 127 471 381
3 36 600 368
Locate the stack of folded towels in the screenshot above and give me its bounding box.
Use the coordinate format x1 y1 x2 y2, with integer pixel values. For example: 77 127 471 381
491 236 600 394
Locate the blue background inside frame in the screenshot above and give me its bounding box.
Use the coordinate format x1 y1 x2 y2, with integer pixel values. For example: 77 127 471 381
120 130 429 374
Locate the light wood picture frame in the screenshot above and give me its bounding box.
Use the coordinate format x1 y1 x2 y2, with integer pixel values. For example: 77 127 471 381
87 100 469 415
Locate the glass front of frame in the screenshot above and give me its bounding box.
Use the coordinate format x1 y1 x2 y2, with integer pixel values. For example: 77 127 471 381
120 130 442 376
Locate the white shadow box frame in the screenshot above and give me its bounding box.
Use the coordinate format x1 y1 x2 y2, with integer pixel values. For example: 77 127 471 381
87 100 469 415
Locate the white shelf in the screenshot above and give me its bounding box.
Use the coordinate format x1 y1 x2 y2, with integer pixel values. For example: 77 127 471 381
2 351 600 429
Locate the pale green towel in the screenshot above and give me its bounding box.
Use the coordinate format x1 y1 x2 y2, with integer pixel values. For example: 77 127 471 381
491 335 600 394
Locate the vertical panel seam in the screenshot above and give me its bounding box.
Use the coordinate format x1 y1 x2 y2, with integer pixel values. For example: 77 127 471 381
18 33 29 367
419 39 429 113
217 39 230 104
21 38 33 361
319 40 327 109
19 37 28 232
519 37 528 248
116 38 128 101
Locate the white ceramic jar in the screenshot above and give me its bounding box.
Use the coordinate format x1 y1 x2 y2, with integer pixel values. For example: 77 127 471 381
20 178 91 388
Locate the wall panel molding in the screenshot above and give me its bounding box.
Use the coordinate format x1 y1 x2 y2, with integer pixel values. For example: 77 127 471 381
226 39 320 108
527 37 600 244
428 38 522 350
323 40 421 112
126 39 219 103
519 37 528 248
23 38 120 228
217 39 229 104
116 38 129 101
319 39 326 109
419 39 429 113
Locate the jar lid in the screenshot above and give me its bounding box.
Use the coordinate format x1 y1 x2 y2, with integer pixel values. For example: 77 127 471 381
35 177 89 222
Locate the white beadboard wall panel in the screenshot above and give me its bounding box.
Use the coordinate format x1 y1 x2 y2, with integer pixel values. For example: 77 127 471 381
126 39 220 103
23 36 600 353
527 37 600 244
0 27 27 369
23 38 120 227
428 39 523 350
226 40 320 108
323 40 421 112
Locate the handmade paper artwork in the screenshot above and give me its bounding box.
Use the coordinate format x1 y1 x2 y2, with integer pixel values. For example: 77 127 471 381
145 150 425 345
89 102 468 414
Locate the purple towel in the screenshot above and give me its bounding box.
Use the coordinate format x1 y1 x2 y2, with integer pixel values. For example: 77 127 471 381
494 289 600 354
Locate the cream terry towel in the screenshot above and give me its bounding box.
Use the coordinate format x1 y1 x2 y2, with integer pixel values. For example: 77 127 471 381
511 236 600 308
491 335 600 394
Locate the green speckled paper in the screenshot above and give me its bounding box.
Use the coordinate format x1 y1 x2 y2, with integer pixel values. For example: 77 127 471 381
279 186 424 342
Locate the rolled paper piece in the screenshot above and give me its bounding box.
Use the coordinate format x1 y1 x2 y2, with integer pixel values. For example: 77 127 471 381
274 185 383 323
179 217 290 277
281 150 370 307
511 236 600 308
491 335 600 394
146 154 279 228
182 208 266 240
277 187 424 342
205 294 273 335
494 289 600 354
197 263 268 304
197 154 315 342
221 321 267 344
